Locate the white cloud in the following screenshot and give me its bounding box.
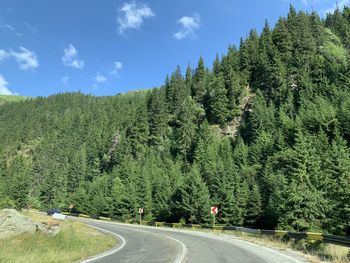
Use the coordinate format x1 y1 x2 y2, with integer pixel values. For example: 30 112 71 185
95 73 107 83
0 47 39 70
10 47 39 70
62 44 85 69
324 0 350 14
62 76 69 86
0 75 18 95
111 61 123 74
117 1 155 34
174 13 201 40
0 24 22 37
0 49 9 61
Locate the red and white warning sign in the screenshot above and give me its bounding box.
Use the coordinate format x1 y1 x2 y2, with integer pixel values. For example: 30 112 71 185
211 206 218 215
138 208 144 214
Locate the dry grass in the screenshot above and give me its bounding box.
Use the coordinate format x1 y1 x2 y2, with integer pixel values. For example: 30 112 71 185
0 212 117 263
317 244 350 263
220 230 350 263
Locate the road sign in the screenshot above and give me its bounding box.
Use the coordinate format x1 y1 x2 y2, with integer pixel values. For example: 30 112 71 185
139 208 144 214
69 204 74 213
211 206 218 215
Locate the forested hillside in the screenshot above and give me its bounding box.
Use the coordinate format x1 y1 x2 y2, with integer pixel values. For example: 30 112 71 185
1 6 350 236
0 95 28 105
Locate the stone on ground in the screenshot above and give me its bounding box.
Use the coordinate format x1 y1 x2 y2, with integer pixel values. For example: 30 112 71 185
0 209 60 239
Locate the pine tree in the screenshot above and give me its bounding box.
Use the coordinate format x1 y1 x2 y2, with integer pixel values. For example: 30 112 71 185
245 181 262 227
126 104 150 158
219 179 241 225
279 131 329 232
7 156 31 209
208 73 229 125
147 89 169 147
166 66 188 115
272 17 293 63
173 97 205 161
324 136 350 235
194 121 218 187
192 57 207 105
176 165 211 224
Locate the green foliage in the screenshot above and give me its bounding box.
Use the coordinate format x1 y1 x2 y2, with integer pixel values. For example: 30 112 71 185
208 73 229 125
1 5 350 235
175 165 211 224
0 95 29 104
173 97 205 161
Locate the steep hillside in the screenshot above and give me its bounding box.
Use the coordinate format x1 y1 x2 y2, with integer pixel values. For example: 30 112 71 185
1 6 350 236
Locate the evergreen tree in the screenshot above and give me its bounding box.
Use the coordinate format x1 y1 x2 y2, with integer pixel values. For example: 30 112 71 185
245 181 262 227
324 136 350 235
147 89 169 147
6 156 31 209
192 57 207 105
126 105 150 158
176 165 211 224
208 73 229 125
173 97 205 160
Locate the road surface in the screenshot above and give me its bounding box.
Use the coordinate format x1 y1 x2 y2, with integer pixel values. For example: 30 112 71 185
75 217 308 263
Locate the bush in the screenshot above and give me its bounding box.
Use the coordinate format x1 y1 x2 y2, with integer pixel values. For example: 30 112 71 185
0 197 16 209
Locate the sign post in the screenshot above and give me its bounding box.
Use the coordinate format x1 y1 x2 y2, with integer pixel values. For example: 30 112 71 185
69 204 74 214
211 206 218 227
138 208 144 225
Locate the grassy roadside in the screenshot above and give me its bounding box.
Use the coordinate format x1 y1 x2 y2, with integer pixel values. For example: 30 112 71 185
194 228 350 263
0 212 117 263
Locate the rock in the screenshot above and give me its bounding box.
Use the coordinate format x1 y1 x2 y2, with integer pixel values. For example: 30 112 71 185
0 209 61 240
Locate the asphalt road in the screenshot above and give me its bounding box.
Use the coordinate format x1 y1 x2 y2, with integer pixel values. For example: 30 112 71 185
75 218 308 263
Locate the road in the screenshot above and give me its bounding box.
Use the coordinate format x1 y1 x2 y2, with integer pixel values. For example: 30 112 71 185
75 217 308 263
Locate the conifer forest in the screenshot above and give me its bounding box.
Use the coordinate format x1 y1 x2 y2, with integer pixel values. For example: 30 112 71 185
1 6 350 236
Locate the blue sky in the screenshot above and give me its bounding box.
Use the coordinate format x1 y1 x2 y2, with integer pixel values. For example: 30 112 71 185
0 0 347 97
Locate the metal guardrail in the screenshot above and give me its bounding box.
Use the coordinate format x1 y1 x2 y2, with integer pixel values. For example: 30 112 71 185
323 234 350 247
62 212 350 248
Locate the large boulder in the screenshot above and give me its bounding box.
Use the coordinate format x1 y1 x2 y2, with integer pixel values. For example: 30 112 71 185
0 209 60 240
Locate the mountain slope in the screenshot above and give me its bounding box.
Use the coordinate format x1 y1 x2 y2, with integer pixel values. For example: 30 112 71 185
0 6 350 236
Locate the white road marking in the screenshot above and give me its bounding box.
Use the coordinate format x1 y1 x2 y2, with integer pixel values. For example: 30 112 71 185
75 218 305 263
166 236 187 263
81 224 126 263
83 220 187 263
220 234 304 263
96 223 187 263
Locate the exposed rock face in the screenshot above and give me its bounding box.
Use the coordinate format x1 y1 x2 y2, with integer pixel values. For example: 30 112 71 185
220 85 255 139
0 209 60 239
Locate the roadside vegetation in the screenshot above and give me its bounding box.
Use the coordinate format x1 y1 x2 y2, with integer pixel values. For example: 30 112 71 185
233 233 350 263
196 228 350 263
0 212 117 263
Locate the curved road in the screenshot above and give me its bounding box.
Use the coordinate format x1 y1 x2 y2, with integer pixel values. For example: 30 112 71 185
75 218 308 263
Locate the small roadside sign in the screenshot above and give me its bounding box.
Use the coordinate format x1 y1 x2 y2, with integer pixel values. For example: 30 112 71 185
138 208 144 225
69 204 74 213
211 206 218 215
211 206 218 227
